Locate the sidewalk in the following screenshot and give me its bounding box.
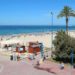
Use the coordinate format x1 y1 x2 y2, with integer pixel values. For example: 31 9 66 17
34 60 75 75
0 53 75 75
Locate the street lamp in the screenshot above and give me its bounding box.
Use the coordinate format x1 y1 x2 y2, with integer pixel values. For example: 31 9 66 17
51 12 53 50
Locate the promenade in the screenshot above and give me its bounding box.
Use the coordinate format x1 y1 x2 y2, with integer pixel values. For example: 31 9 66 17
0 54 75 75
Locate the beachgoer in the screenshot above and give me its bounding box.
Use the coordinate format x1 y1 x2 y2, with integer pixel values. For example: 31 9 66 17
36 60 40 66
73 64 75 69
43 55 46 61
60 62 64 69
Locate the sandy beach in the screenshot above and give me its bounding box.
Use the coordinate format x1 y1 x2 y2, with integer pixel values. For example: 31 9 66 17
0 31 75 50
0 32 54 48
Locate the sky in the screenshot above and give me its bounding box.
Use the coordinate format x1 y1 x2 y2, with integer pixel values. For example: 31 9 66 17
0 0 75 25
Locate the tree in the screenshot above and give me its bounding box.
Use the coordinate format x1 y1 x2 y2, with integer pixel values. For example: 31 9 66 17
53 30 75 62
57 6 75 34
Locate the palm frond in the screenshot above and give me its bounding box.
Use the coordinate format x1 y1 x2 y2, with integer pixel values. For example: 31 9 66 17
57 13 65 18
69 12 75 17
57 6 75 18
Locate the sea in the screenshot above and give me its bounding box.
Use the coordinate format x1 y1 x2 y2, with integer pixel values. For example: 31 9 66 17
0 25 75 35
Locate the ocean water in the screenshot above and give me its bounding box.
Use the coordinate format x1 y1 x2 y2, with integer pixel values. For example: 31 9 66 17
0 25 75 35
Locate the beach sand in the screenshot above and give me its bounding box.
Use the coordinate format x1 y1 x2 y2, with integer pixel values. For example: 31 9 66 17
0 32 54 48
0 31 75 50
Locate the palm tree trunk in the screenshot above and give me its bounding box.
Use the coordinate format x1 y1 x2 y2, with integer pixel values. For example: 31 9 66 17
66 17 68 35
66 17 68 46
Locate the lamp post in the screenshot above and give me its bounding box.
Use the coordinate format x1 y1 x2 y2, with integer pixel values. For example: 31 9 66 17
51 12 53 50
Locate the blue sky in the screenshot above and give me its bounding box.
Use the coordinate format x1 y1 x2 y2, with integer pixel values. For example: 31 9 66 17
0 0 75 25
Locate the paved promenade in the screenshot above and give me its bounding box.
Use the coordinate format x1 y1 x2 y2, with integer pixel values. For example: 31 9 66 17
0 54 75 75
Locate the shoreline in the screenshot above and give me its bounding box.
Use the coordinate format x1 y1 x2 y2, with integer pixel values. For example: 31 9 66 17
0 29 75 36
0 31 54 36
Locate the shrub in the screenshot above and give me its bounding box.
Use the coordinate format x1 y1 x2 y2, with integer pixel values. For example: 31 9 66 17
53 30 75 63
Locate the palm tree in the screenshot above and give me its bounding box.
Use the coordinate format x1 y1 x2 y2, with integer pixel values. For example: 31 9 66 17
57 6 75 34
